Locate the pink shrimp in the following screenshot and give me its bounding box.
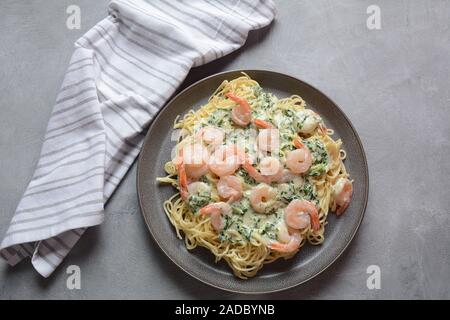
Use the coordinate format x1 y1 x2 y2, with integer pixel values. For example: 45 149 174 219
180 143 210 180
175 161 189 201
242 162 275 184
241 156 283 184
197 126 225 146
208 145 245 177
269 229 303 253
333 178 353 216
217 175 243 202
257 128 280 153
286 138 312 174
249 183 278 214
254 118 274 129
284 199 320 232
318 124 328 136
226 92 252 127
199 202 232 231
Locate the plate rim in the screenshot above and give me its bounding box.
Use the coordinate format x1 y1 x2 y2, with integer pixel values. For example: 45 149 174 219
137 69 369 294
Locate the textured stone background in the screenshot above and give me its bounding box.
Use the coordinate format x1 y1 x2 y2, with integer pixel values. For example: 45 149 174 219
0 0 449 299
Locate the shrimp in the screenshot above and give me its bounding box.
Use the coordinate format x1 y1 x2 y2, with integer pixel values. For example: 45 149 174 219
254 118 274 129
269 229 303 253
175 161 189 201
217 175 243 202
259 157 282 176
181 142 209 166
318 124 328 136
242 157 283 184
208 145 244 177
332 177 353 216
226 92 252 127
199 202 232 231
249 183 278 213
257 128 280 153
179 143 210 180
280 169 303 183
187 181 211 196
286 138 312 174
284 199 320 231
295 109 321 134
197 126 224 146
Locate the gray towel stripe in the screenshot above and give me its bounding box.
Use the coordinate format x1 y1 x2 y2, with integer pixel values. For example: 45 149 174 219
44 117 103 141
127 95 158 115
107 99 144 130
11 200 103 227
40 241 65 260
119 15 202 59
36 245 58 268
20 244 33 256
106 136 138 161
68 57 92 67
15 248 25 260
15 188 103 215
27 166 104 191
51 96 98 117
116 0 180 29
104 120 139 149
105 170 121 182
59 77 95 93
65 62 94 76
53 236 71 251
71 229 83 237
23 173 104 198
240 0 268 19
106 151 133 167
46 112 102 135
104 101 141 132
116 24 191 71
39 132 105 159
205 0 258 27
180 0 246 39
6 211 103 238
149 0 222 58
93 25 179 88
82 36 168 102
36 142 104 170
32 150 104 181
98 25 180 85
55 87 97 105
161 0 242 42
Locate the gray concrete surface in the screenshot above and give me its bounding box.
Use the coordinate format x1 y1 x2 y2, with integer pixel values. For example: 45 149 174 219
1 0 449 299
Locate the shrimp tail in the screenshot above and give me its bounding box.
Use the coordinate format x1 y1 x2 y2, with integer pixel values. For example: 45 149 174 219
242 161 267 183
319 124 328 135
226 92 251 112
176 162 189 201
254 118 274 129
310 210 321 232
268 241 287 252
199 204 213 216
293 137 304 149
336 197 351 216
269 232 302 253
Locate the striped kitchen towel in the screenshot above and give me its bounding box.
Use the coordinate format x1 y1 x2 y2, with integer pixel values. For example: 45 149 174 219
0 0 276 277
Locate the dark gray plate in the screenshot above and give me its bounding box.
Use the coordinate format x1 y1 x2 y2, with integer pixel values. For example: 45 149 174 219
137 70 369 294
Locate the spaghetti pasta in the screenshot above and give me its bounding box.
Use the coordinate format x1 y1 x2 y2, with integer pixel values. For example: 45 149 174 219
157 75 353 279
